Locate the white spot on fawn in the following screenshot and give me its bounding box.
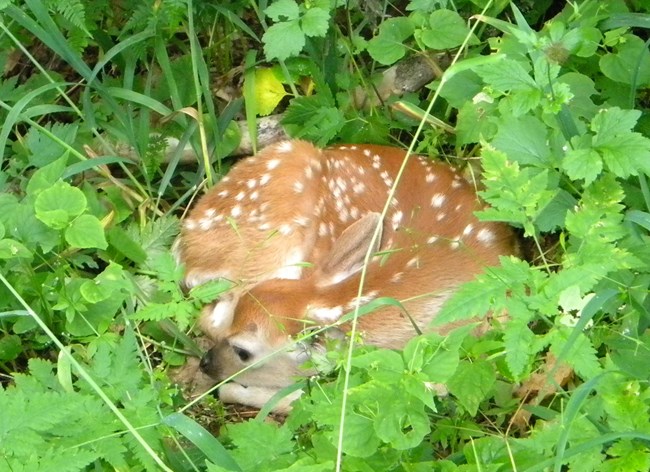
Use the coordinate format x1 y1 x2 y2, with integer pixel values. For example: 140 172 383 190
293 181 305 193
260 174 271 186
463 224 474 237
276 141 293 153
353 182 365 194
407 257 419 268
426 173 436 183
436 213 446 221
199 218 213 230
247 179 257 189
231 206 242 217
363 149 372 157
391 211 403 230
250 190 259 201
235 191 246 201
184 219 197 230
267 158 280 170
309 306 343 323
217 189 229 198
477 228 495 244
427 236 438 244
431 194 446 208
391 272 403 283
318 221 329 236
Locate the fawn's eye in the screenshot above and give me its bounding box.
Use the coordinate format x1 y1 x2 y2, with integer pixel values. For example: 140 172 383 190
232 345 252 362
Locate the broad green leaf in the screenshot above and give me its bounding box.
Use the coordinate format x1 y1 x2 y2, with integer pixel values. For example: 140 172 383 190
491 115 550 165
80 262 130 303
447 360 496 416
475 58 537 92
374 393 430 449
419 9 472 50
263 20 305 61
65 214 108 249
34 180 87 229
301 6 330 37
107 226 147 264
367 17 414 65
591 107 641 137
0 239 32 259
563 147 602 184
0 334 21 361
228 421 292 470
265 0 299 21
599 34 650 85
597 133 650 177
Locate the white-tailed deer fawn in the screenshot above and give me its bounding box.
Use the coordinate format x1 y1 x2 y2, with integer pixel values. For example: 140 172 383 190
174 140 516 411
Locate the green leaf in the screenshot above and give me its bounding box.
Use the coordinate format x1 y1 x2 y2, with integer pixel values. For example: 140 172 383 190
65 214 108 249
34 180 87 229
265 0 299 21
475 58 538 92
503 315 535 379
367 17 414 65
189 279 236 304
491 115 550 165
107 226 147 264
419 9 472 50
80 262 131 303
374 392 430 449
447 360 496 416
164 412 242 472
0 239 32 259
597 133 650 178
563 147 602 184
591 107 641 137
301 7 330 37
0 334 22 361
599 34 650 86
263 20 305 61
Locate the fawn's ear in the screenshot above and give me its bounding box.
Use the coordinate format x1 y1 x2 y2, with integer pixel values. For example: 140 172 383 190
315 212 382 287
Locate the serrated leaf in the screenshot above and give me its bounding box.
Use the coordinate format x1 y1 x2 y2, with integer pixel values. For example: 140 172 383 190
475 58 537 92
263 20 305 61
301 7 330 37
447 360 496 416
65 214 108 249
591 107 641 137
374 392 430 449
597 133 650 177
420 9 471 50
189 278 235 303
563 147 602 184
503 315 535 379
254 68 288 116
265 0 299 21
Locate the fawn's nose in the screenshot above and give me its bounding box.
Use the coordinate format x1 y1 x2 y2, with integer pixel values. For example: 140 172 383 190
199 351 212 373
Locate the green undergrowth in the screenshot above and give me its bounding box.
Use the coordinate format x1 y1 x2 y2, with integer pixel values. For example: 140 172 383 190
1 0 650 470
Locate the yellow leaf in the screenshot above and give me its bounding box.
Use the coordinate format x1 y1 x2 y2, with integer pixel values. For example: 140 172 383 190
253 68 288 116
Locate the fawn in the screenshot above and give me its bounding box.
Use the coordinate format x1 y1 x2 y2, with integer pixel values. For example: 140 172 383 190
174 140 516 412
